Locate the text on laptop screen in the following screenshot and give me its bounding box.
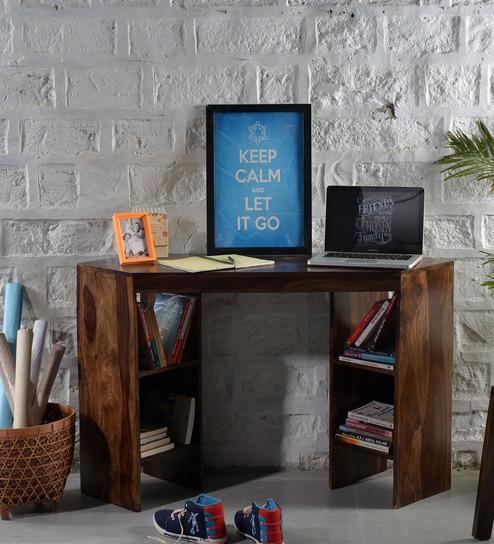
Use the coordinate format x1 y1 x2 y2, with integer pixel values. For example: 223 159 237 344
325 187 424 254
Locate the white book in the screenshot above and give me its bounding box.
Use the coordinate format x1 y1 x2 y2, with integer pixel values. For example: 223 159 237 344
141 442 175 458
171 395 195 445
347 401 394 430
355 300 390 347
338 356 394 372
140 431 168 445
140 436 171 452
140 426 168 439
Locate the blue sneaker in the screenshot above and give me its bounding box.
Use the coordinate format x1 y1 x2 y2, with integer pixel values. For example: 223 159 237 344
153 494 227 543
234 499 283 544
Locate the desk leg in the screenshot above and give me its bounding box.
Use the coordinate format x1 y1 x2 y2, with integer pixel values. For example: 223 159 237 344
77 267 140 511
473 387 494 540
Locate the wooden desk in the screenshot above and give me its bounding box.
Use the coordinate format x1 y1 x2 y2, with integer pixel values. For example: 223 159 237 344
77 256 453 511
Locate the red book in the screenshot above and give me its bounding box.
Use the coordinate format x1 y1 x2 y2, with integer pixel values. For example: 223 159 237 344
138 303 158 368
170 298 191 364
345 418 393 438
370 293 398 351
176 297 197 364
345 300 382 346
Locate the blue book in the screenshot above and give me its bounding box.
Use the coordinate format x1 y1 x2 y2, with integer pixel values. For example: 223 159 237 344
0 282 23 428
154 294 189 362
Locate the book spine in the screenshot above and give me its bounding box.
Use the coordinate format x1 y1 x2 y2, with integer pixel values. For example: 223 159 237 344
338 355 394 371
338 426 391 446
355 300 390 347
370 293 398 351
335 434 389 454
341 349 395 364
345 418 393 438
138 304 159 368
345 301 380 346
176 298 196 363
346 411 394 430
170 299 191 365
148 305 167 367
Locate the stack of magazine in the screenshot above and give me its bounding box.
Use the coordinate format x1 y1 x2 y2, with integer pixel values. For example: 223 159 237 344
339 293 398 371
140 424 174 458
335 401 394 455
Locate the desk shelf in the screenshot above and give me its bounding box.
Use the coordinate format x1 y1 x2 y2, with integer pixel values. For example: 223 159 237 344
77 256 453 511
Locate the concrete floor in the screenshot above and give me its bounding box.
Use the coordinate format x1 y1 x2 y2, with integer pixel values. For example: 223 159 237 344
0 470 480 544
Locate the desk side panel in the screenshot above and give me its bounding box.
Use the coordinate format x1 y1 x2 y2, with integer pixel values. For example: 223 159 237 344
394 263 453 508
77 266 140 511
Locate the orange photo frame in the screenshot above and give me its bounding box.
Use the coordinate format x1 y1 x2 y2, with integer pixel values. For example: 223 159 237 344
113 212 157 265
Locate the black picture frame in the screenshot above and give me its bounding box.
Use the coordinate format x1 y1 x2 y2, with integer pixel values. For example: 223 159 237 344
206 104 312 256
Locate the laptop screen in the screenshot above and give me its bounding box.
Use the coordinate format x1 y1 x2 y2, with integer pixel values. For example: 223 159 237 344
325 186 424 254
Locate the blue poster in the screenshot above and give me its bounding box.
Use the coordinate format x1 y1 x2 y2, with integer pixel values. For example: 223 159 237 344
213 111 305 249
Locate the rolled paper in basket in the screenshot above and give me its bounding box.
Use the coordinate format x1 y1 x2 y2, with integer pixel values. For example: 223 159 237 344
0 282 23 429
13 328 33 429
30 319 47 406
31 343 66 426
0 333 15 412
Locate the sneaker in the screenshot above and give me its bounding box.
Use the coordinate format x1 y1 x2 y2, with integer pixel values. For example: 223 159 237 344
153 494 227 543
233 499 283 544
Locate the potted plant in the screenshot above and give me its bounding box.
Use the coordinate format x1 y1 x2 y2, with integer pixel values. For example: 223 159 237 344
436 119 494 289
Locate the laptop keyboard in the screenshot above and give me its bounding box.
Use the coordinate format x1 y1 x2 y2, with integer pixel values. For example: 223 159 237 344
324 252 413 260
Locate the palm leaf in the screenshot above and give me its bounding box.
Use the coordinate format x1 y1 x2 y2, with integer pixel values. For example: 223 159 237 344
436 119 494 185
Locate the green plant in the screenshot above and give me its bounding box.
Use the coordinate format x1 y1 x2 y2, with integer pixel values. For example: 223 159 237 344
436 119 494 290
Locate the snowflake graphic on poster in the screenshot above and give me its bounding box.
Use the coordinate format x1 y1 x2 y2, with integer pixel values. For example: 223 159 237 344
248 121 268 145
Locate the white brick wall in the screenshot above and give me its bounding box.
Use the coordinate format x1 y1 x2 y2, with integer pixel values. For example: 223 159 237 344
1 0 492 470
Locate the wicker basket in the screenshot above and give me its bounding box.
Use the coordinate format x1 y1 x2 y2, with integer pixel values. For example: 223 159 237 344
0 403 75 520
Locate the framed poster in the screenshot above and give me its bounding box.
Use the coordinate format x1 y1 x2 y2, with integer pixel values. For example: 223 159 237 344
206 104 311 255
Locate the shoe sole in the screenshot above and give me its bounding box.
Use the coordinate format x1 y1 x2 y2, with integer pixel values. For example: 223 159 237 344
233 519 284 544
153 517 227 544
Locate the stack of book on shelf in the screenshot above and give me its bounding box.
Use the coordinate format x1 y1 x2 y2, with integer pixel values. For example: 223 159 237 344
137 293 197 370
339 292 398 371
140 424 174 458
335 401 394 455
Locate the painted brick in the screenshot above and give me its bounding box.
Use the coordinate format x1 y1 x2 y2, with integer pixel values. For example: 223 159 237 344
316 15 376 53
102 0 156 4
64 19 116 55
129 19 184 59
175 0 275 5
154 66 245 109
313 118 437 151
457 310 494 351
0 267 14 309
24 19 62 55
78 160 127 207
260 414 325 444
21 120 100 155
454 362 490 399
168 215 206 254
425 65 480 106
1 220 113 256
424 216 475 249
66 66 141 110
0 166 27 209
0 69 55 110
385 16 459 55
0 120 8 155
196 18 302 55
310 63 415 110
453 411 487 441
21 0 89 6
51 318 76 355
443 176 494 204
258 66 296 104
113 119 174 155
38 164 79 208
353 163 436 196
290 0 349 5
483 215 494 248
455 259 494 302
186 118 205 153
467 16 494 53
47 266 77 311
0 17 13 54
129 163 206 205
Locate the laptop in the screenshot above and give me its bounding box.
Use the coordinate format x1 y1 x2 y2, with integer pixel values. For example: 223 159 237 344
308 186 424 269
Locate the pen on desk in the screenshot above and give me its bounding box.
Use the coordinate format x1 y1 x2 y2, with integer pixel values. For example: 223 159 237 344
227 256 235 265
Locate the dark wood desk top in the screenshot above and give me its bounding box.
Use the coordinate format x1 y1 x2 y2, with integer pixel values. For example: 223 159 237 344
78 256 453 293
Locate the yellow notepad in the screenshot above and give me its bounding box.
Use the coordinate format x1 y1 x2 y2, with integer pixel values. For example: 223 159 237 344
158 254 275 273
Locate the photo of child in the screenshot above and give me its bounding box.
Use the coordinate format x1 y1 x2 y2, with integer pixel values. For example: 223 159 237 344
121 218 149 258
